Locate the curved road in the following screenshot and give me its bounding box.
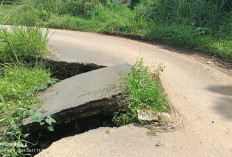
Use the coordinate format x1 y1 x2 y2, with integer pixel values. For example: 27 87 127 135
38 29 232 157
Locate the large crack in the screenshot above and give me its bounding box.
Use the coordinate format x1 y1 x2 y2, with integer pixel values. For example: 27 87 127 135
44 59 105 80
22 60 128 156
23 95 122 156
26 114 115 156
23 94 122 133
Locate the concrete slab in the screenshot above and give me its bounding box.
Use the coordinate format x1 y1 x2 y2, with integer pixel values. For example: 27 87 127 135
24 64 131 128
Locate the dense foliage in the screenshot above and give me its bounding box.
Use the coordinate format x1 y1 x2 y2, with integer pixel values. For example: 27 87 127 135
2 0 232 63
3 0 229 62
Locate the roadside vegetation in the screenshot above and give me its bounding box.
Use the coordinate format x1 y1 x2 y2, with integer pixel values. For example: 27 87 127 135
0 27 49 63
1 0 232 62
0 65 56 156
0 0 231 155
0 25 56 155
113 59 170 125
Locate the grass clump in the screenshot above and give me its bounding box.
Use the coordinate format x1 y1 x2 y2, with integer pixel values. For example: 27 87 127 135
0 27 49 63
113 59 170 125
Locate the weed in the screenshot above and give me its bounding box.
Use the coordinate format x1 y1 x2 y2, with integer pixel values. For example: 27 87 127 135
113 59 170 126
31 112 56 132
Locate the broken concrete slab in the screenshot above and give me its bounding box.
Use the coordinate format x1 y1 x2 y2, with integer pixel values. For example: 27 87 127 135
24 64 131 131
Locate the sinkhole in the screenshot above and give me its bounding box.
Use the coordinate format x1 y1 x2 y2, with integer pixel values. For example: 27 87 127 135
22 59 125 156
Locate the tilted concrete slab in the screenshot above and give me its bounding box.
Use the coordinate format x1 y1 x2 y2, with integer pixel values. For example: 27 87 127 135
24 64 131 129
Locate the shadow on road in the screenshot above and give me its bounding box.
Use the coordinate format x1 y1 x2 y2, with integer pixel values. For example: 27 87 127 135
207 85 232 96
206 85 232 120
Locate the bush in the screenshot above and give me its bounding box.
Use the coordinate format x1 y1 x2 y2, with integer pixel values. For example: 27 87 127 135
2 0 232 62
27 0 100 18
140 0 232 35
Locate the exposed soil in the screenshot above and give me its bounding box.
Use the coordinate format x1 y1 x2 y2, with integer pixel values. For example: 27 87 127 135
44 59 105 80
26 114 114 156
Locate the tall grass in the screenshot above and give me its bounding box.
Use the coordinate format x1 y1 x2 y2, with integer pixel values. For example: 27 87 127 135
0 28 55 156
0 27 49 63
0 3 56 156
0 65 56 156
0 0 20 5
2 0 232 62
141 0 232 37
25 0 100 18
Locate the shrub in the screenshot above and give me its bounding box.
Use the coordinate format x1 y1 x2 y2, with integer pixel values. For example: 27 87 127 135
27 0 100 18
140 0 232 35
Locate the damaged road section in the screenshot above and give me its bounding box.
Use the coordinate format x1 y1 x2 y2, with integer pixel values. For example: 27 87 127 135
44 59 106 80
23 63 131 133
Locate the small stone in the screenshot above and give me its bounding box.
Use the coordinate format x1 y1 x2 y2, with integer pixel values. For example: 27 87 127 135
207 61 213 64
229 70 232 72
157 112 172 121
137 110 159 122
105 129 110 134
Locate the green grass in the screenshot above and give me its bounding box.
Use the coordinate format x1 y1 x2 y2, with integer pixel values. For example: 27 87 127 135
146 23 232 61
0 27 49 63
0 4 22 25
0 5 15 17
0 65 57 156
2 1 232 62
113 59 170 125
0 11 55 155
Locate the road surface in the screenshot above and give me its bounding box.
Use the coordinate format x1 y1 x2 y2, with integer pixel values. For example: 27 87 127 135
37 28 232 157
